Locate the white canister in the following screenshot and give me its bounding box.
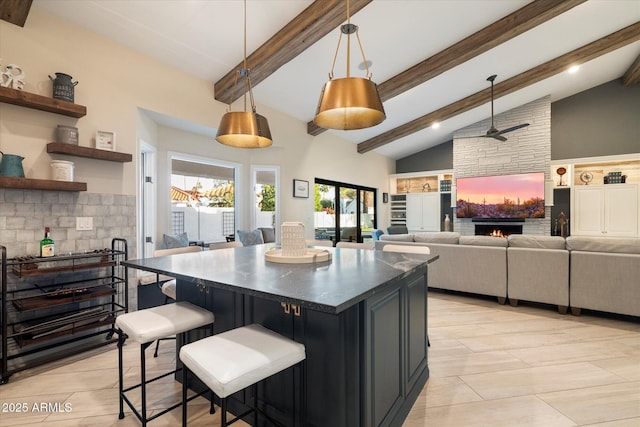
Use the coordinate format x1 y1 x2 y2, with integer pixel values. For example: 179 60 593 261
51 160 74 181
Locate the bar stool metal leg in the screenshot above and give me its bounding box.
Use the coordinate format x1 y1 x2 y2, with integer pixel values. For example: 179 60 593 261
140 342 149 426
182 364 188 427
118 331 126 420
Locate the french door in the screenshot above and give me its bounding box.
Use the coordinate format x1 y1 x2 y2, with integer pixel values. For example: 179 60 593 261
314 179 377 244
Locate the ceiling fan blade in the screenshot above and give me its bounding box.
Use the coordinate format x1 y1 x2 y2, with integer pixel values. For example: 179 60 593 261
455 133 506 141
494 123 530 135
456 76 529 143
490 134 508 142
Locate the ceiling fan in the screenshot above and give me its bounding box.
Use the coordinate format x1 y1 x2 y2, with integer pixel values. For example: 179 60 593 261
462 74 529 142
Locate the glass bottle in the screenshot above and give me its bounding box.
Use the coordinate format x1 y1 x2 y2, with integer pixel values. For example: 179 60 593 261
40 227 55 257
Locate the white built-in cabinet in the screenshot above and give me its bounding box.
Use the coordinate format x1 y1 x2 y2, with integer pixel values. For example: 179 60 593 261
406 193 440 232
572 184 639 236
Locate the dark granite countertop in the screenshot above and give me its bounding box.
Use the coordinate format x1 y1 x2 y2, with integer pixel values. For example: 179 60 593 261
123 245 437 314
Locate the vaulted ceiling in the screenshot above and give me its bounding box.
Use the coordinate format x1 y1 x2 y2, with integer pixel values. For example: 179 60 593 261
21 0 640 159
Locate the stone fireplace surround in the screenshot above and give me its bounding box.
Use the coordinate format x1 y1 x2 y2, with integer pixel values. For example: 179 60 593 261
453 96 551 236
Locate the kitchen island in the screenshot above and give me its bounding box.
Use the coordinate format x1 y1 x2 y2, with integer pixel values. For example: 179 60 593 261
123 244 437 427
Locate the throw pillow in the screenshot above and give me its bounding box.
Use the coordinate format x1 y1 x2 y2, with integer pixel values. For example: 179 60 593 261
237 229 264 246
162 232 189 249
258 227 276 243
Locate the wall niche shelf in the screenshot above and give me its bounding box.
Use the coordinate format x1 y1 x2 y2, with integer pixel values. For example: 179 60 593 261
0 176 87 191
47 143 132 163
0 86 86 118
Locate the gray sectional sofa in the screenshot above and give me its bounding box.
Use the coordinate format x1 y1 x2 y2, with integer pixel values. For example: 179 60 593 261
375 232 640 317
565 236 640 317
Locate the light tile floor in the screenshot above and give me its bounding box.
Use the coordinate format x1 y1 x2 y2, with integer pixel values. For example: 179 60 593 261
1 291 638 426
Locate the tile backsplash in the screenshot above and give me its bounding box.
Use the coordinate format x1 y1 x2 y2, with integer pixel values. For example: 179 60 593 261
0 189 136 258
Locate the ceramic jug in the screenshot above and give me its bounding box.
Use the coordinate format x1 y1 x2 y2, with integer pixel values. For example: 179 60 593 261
49 72 78 103
0 151 25 177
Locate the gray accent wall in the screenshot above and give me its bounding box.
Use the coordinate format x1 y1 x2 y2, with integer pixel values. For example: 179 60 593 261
551 79 640 160
397 78 640 173
396 140 453 173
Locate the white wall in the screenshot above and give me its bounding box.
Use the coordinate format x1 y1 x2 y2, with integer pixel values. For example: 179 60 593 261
0 8 394 255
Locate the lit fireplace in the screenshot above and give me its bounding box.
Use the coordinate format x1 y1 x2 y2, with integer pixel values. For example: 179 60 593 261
488 229 506 238
475 224 523 237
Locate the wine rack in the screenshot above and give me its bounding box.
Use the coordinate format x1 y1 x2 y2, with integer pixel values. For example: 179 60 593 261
1 239 128 384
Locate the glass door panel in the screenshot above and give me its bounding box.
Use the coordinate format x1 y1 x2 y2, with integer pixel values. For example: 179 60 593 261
314 183 336 243
340 187 357 242
360 190 375 242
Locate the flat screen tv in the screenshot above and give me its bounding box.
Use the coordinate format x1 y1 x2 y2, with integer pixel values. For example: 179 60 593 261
456 172 545 219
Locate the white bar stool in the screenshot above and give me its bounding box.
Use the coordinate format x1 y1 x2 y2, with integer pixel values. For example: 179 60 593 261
117 301 215 426
179 323 306 426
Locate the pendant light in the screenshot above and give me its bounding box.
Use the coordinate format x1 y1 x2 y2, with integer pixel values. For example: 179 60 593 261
313 0 385 130
216 0 272 148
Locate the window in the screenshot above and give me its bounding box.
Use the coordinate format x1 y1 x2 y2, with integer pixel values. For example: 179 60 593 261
314 179 377 244
170 156 239 244
251 166 279 235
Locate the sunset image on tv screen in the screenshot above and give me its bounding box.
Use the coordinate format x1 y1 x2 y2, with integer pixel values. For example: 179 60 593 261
456 172 545 219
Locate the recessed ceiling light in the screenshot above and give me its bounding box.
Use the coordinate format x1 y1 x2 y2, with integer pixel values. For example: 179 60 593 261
431 122 440 129
568 65 580 74
358 60 373 70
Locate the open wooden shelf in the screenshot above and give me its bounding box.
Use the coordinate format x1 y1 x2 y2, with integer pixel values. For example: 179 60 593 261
0 86 86 118
12 260 115 278
0 176 87 191
47 143 132 162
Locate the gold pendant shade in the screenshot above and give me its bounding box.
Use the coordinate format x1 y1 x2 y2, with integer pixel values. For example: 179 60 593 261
314 77 385 130
216 111 272 148
313 0 385 131
215 0 272 148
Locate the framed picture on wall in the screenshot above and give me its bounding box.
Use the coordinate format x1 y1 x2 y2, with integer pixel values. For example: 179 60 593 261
293 179 309 198
95 130 116 151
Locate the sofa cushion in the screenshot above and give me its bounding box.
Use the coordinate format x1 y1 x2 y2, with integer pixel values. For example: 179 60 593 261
414 232 460 244
565 236 640 254
507 235 566 250
459 235 508 247
380 234 415 242
237 229 264 246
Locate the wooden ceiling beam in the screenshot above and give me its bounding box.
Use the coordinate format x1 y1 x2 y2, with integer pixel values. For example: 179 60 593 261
214 0 372 105
622 53 640 86
0 0 33 27
357 22 640 154
307 0 586 136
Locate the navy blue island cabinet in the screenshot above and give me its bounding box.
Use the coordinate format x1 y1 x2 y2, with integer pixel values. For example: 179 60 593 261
123 245 436 427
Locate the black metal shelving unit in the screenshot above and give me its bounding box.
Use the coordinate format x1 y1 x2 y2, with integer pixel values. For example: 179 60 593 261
1 238 128 384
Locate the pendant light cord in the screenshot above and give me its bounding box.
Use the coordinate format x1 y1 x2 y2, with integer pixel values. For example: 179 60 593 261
327 0 373 80
243 0 248 112
346 0 351 78
225 0 255 113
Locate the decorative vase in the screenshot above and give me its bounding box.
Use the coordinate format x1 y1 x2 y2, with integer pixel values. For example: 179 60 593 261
444 213 451 231
281 222 306 257
49 72 78 103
